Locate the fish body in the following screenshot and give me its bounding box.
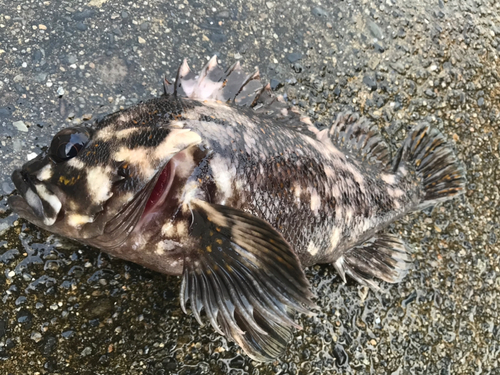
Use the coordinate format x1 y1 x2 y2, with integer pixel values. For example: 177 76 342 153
8 57 466 361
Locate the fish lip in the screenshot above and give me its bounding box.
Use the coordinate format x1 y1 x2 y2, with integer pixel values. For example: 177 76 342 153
10 169 45 221
7 195 40 224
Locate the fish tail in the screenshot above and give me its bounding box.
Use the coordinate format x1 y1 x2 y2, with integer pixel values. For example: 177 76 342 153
392 123 466 208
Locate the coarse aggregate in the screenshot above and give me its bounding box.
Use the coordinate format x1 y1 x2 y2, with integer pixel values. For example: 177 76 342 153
0 0 499 374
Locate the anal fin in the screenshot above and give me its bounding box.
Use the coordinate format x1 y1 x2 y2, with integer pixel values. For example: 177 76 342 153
334 233 412 289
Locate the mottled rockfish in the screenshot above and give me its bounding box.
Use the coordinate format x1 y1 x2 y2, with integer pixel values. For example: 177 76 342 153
9 56 466 361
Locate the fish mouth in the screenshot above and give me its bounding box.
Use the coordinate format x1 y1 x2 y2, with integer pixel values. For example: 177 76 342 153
9 169 62 226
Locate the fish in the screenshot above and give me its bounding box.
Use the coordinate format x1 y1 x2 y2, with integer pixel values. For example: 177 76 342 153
8 56 466 362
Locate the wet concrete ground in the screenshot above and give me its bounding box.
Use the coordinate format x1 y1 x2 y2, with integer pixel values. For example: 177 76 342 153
1 0 499 374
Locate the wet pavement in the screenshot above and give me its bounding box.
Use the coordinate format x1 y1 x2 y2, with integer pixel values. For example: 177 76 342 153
1 0 499 374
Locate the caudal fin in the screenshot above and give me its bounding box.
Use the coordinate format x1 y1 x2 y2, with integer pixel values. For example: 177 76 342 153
392 123 466 208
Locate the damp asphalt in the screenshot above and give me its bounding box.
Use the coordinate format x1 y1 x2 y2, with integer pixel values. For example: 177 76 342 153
0 0 499 374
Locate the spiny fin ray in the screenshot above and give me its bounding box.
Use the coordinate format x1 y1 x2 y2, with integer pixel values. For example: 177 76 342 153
165 56 319 137
328 112 392 170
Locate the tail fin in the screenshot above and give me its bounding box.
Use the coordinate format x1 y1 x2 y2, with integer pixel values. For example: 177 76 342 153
392 123 466 208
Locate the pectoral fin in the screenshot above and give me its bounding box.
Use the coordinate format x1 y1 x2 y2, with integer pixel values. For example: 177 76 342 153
180 199 316 362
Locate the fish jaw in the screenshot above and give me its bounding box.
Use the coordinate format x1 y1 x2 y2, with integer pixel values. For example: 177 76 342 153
9 154 65 228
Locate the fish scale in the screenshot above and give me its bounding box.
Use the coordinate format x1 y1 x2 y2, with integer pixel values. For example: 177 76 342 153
9 56 466 362
232 152 334 265
229 141 391 266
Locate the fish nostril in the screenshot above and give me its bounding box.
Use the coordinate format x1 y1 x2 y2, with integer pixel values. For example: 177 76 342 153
21 170 30 182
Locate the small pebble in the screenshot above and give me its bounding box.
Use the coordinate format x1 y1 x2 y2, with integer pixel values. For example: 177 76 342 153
13 121 28 132
363 75 377 91
287 52 303 63
368 20 384 39
311 6 328 17
76 22 88 31
31 332 43 342
81 347 92 356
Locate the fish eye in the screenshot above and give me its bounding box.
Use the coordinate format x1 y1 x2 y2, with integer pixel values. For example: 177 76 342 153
49 127 90 162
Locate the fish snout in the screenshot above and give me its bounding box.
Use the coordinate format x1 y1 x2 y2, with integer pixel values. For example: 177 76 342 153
11 169 62 226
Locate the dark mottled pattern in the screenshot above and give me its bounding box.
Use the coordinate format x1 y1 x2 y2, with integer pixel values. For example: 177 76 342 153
237 156 405 266
185 103 418 267
126 127 170 149
116 163 142 192
7 52 465 364
199 115 234 128
94 96 191 130
79 140 112 165
241 156 333 266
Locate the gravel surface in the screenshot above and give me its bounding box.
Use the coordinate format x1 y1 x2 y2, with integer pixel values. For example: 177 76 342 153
1 0 499 374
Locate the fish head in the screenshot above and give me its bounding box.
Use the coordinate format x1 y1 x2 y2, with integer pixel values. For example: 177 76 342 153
9 104 202 249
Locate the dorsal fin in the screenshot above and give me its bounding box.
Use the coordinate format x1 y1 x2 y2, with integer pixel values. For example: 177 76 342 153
163 56 318 137
174 59 198 97
327 112 392 170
